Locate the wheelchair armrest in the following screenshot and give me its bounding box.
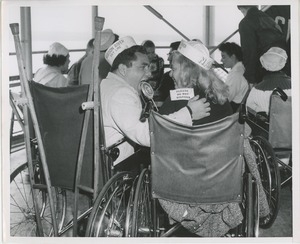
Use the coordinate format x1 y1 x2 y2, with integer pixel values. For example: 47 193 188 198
272 87 288 101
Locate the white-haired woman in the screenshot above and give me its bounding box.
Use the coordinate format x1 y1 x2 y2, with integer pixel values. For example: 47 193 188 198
159 40 233 125
157 40 270 237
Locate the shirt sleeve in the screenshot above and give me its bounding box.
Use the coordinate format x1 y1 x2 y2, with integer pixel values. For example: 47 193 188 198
110 88 192 147
226 72 240 102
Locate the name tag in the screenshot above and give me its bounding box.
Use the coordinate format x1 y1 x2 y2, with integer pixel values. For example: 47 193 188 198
170 88 195 101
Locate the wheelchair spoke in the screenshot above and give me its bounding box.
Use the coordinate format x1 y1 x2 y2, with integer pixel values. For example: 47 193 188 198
86 172 135 237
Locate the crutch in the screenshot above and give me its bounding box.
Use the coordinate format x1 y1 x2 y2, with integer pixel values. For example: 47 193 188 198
73 16 108 237
10 23 59 236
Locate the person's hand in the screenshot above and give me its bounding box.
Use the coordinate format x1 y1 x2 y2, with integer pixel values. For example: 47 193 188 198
187 95 211 120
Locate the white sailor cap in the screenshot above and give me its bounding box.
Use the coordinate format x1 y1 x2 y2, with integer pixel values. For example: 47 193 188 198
47 42 69 56
178 40 214 70
260 47 288 72
105 36 137 65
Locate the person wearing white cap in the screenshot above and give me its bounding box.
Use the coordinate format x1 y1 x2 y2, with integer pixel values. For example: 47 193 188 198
246 47 291 115
237 5 287 86
101 36 211 165
77 29 118 85
157 40 245 237
34 42 70 87
159 40 233 125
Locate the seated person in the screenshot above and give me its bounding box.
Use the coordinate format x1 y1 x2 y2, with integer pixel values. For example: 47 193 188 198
142 40 164 90
34 42 70 87
158 40 244 237
101 36 211 165
246 47 291 115
67 38 94 86
218 42 249 112
79 29 118 85
156 41 180 101
159 40 233 125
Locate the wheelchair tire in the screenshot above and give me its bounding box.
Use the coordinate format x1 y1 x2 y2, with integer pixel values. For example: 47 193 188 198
124 174 139 237
130 168 154 237
85 171 135 237
10 162 66 236
250 136 281 229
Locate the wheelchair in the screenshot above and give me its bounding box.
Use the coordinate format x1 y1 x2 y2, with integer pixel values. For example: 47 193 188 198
85 87 278 237
9 17 132 237
246 87 292 229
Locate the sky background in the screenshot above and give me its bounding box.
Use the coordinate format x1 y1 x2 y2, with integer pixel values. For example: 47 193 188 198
6 3 243 79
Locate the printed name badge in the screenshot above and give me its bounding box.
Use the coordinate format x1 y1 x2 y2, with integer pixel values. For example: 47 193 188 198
170 88 195 101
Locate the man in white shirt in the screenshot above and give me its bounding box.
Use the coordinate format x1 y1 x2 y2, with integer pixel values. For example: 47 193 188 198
102 36 211 165
219 42 249 112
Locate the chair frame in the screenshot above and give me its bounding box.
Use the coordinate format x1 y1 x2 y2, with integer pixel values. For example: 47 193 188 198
246 87 292 228
9 17 110 237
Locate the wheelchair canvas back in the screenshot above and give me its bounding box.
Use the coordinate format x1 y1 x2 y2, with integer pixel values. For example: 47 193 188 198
30 81 95 190
149 112 244 204
269 94 292 149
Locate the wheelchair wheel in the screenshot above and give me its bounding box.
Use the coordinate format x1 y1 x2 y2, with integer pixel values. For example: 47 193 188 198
10 162 66 236
250 136 281 228
85 171 135 237
130 168 154 237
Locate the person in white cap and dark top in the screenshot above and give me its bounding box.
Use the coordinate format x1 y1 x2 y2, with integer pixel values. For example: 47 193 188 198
34 42 70 87
78 29 118 85
246 47 291 115
237 5 287 86
101 36 211 165
159 40 233 125
157 40 271 237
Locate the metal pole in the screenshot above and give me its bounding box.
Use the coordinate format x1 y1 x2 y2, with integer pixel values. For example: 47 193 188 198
204 6 215 48
91 6 98 38
20 7 33 80
144 5 190 41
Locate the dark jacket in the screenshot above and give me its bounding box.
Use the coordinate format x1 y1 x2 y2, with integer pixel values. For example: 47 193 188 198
239 7 286 84
156 71 175 101
159 88 233 125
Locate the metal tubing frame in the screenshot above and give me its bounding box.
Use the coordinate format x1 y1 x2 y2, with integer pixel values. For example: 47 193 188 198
20 7 33 80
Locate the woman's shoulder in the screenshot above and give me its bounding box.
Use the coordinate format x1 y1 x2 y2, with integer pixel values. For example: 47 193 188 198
159 96 188 115
193 100 233 125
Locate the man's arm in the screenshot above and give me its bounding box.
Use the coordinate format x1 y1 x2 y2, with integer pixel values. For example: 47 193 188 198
110 91 210 147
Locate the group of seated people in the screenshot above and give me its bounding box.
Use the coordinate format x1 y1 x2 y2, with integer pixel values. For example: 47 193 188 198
32 25 291 236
